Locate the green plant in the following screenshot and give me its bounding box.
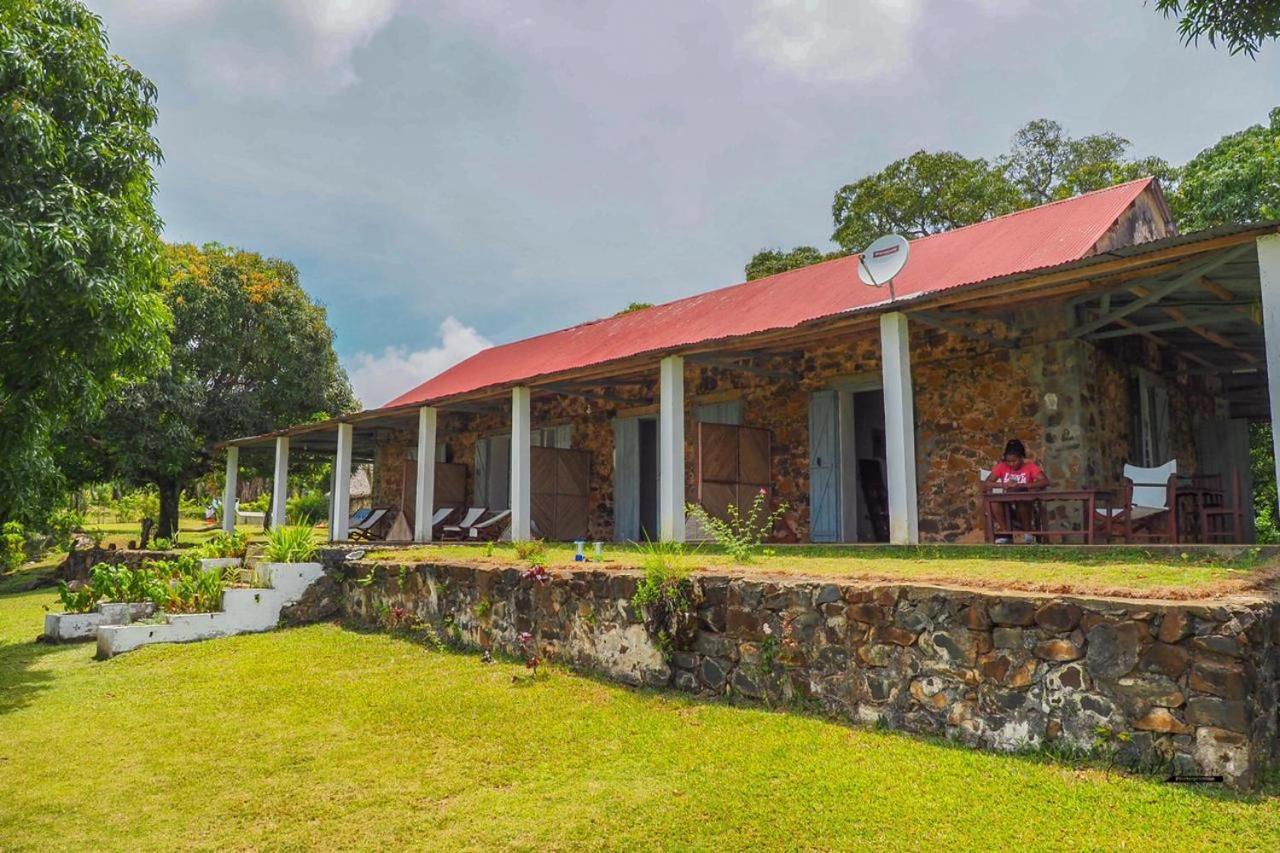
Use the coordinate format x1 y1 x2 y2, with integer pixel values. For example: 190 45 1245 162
483 540 496 558
1092 725 1133 777
157 554 225 613
199 530 248 560
44 507 84 551
356 568 377 588
287 492 329 526
514 539 547 565
85 562 167 608
247 565 274 589
150 536 176 551
632 539 692 609
56 581 97 614
474 597 493 619
397 564 410 589
263 525 318 563
686 491 788 563
1 522 25 572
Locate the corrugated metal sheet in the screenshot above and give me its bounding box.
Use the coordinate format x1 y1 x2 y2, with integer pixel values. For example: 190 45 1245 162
386 178 1155 408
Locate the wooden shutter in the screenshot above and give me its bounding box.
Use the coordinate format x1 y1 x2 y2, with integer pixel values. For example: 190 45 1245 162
809 390 840 542
474 438 490 508
696 422 772 524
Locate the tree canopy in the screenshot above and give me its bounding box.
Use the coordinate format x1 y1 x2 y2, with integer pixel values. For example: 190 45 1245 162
745 246 844 282
1155 0 1280 57
1167 107 1280 231
0 0 169 525
77 243 357 537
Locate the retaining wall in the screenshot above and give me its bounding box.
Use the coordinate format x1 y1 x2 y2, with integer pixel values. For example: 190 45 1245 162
322 553 1280 789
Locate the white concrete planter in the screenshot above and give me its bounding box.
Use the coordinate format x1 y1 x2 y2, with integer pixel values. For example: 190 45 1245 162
43 602 155 643
199 557 243 572
96 562 324 659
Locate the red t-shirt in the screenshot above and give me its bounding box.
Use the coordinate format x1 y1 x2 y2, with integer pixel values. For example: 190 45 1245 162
992 460 1044 486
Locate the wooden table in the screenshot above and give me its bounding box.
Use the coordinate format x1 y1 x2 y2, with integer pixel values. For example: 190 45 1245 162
982 487 1103 544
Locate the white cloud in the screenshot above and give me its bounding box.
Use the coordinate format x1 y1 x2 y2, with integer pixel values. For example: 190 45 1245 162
737 0 924 84
345 316 491 409
91 0 402 97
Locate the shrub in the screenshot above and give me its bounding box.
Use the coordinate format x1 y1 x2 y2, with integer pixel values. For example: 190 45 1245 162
56 581 97 614
685 490 787 563
88 562 167 608
632 539 692 609
155 554 225 613
150 537 176 551
514 539 547 565
115 488 160 523
199 530 248 560
263 525 318 563
44 507 84 551
1 522 26 572
287 492 329 526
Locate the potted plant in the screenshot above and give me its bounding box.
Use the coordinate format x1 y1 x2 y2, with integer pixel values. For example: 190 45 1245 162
198 530 248 574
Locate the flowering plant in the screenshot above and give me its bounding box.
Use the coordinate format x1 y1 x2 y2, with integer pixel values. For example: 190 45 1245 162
518 631 542 677
686 488 788 563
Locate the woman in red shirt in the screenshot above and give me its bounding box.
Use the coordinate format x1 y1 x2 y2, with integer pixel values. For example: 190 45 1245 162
985 439 1049 544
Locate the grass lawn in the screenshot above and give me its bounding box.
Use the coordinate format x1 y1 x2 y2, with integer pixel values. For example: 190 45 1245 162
1 589 1277 849
81 516 274 550
361 542 1279 600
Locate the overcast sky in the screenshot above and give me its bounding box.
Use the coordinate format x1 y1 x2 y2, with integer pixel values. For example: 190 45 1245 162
88 0 1280 408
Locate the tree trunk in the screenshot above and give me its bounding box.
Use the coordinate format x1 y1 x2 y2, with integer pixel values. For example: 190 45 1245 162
156 480 181 540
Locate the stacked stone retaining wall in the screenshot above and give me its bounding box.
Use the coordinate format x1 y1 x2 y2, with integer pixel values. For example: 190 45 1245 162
323 552 1279 789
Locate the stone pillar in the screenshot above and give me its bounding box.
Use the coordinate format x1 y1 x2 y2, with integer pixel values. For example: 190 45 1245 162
415 406 438 542
332 423 354 541
880 312 919 544
271 436 289 529
511 387 532 540
659 355 686 542
1257 235 1280 494
221 446 238 534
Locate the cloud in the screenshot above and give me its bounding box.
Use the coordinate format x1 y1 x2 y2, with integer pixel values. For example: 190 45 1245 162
737 0 924 83
345 316 491 409
91 0 402 97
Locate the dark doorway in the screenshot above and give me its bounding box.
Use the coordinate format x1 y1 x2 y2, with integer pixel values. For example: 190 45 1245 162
638 418 659 540
853 389 889 543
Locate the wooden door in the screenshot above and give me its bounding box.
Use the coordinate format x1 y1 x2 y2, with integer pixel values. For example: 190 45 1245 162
808 390 840 542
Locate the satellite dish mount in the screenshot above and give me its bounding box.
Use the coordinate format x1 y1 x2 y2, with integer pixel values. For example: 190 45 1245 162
857 234 910 302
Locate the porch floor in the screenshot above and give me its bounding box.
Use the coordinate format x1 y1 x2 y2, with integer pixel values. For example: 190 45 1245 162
352 542 1280 602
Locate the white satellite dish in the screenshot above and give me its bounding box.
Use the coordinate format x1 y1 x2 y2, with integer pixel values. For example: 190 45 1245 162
857 233 910 299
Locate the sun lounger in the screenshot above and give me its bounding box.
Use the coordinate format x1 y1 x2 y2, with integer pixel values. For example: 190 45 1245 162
348 507 390 541
440 507 487 541
464 509 512 541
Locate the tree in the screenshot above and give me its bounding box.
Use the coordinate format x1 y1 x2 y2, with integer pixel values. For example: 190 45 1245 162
0 0 169 525
1168 107 1280 231
1000 119 1176 204
1155 0 1280 57
744 246 844 281
79 244 357 538
830 151 1022 253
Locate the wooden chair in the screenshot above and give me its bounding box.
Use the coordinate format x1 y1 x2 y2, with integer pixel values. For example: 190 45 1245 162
1199 470 1246 543
1097 460 1178 543
349 507 397 542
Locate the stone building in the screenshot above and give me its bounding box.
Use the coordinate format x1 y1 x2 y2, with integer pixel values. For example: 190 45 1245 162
222 178 1278 545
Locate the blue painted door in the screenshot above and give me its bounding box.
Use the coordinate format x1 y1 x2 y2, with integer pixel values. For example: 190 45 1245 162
809 390 841 543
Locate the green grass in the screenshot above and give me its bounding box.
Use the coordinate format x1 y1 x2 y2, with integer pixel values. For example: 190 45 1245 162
362 542 1278 600
1 589 1277 849
81 517 271 550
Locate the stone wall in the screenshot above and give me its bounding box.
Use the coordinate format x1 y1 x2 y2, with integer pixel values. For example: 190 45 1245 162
371 298 1227 543
325 554 1280 789
58 547 178 582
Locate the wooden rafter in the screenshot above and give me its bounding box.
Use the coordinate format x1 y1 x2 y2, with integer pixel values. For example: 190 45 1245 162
1070 244 1254 338
1127 284 1260 364
1084 310 1246 341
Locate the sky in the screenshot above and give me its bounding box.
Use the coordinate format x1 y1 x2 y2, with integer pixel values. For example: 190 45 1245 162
87 0 1280 408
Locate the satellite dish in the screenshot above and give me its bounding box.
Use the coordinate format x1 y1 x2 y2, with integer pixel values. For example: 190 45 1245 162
857 234 910 299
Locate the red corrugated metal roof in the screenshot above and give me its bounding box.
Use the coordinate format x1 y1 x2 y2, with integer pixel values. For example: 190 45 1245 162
386 178 1154 408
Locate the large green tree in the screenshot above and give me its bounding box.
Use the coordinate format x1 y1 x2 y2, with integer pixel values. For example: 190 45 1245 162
77 244 357 537
745 246 844 281
0 0 169 525
1168 107 1280 230
1155 0 1280 56
1000 119 1175 205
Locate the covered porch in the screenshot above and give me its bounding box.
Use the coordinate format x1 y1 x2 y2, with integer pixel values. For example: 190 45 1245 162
222 225 1280 547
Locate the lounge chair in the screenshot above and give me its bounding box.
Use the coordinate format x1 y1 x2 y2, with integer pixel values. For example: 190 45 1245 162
348 507 391 541
440 507 487 541
1097 460 1177 543
427 506 456 536
465 509 512 540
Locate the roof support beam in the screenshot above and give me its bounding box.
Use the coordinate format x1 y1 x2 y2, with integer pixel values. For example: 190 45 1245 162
1069 244 1253 337
1084 310 1247 341
1128 284 1260 365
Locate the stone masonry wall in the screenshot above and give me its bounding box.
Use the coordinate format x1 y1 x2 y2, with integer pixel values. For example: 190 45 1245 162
327 554 1280 789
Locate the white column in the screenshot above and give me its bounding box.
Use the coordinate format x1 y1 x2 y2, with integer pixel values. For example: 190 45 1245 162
880 312 919 545
271 436 290 529
658 355 686 542
414 406 438 542
332 423 354 541
510 387 532 540
221 446 239 533
1257 235 1280 496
